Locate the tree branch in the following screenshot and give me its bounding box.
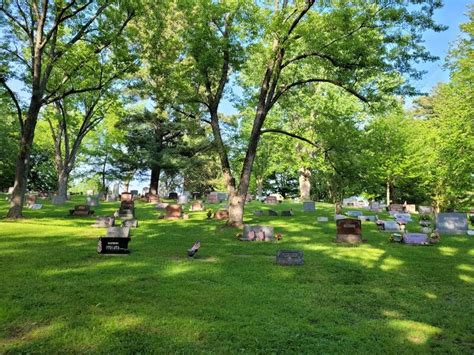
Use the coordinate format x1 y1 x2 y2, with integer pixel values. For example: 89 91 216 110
272 78 368 107
260 128 320 148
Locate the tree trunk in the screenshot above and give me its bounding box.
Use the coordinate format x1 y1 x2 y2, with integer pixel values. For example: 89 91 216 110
299 167 311 200
7 104 41 218
150 165 161 195
57 169 69 202
386 180 391 205
257 178 263 200
228 193 245 227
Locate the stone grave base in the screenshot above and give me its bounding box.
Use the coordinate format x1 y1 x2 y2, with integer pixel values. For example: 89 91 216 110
334 234 362 244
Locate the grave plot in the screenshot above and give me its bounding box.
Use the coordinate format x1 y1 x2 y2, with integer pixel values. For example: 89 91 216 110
214 209 229 220
190 201 204 211
69 205 94 216
334 218 362 244
276 250 304 266
264 196 278 204
164 204 183 219
303 201 315 212
241 225 274 242
97 227 131 254
436 213 468 235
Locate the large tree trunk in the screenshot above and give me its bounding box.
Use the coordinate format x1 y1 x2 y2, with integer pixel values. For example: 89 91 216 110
57 169 69 202
298 167 311 200
7 104 41 218
150 165 161 195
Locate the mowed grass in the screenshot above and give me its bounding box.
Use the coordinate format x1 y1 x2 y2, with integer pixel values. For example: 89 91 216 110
0 195 473 353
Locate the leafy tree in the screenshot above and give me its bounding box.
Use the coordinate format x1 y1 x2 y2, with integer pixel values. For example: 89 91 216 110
0 0 136 217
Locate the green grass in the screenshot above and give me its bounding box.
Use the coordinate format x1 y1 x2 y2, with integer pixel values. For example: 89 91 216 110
0 194 473 353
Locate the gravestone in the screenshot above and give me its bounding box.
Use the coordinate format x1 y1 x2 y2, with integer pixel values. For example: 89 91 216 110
168 192 178 200
217 192 228 202
317 217 329 222
165 204 182 219
346 210 363 217
121 192 133 202
142 187 150 195
242 225 274 241
334 214 346 220
214 209 229 220
30 204 42 210
264 196 278 204
86 196 100 207
335 219 362 243
382 220 401 232
130 190 138 197
148 194 160 203
178 195 188 204
207 194 219 204
281 210 293 217
253 210 265 216
26 194 36 207
70 205 94 216
276 250 304 266
405 204 417 214
97 227 131 254
122 219 138 228
403 233 430 245
303 201 316 212
156 202 169 210
118 209 134 220
92 216 115 228
52 195 66 205
192 192 202 200
268 209 279 216
120 200 134 211
436 213 468 235
245 194 252 202
418 206 433 215
389 204 404 212
393 213 412 222
190 201 204 211
106 194 117 202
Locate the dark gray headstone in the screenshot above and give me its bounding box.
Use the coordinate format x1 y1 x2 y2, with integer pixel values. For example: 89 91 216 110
281 210 293 216
268 209 279 216
436 213 468 235
86 196 100 207
276 250 304 266
303 201 315 212
253 210 265 216
130 190 139 196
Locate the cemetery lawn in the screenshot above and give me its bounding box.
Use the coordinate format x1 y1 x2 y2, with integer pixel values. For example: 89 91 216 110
0 196 473 353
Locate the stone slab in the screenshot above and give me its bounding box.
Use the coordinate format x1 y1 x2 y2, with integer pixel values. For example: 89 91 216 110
276 250 304 266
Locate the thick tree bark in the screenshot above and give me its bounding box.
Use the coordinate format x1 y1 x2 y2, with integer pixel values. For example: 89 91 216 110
299 167 311 200
57 169 69 203
150 165 161 195
7 103 41 218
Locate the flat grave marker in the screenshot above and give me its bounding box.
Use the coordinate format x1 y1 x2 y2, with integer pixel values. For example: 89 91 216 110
242 225 274 242
276 250 304 266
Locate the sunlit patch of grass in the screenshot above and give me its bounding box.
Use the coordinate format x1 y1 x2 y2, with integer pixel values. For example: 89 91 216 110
0 196 473 353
